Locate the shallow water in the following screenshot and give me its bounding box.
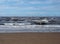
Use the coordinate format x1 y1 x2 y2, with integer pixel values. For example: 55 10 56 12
0 25 60 33
0 28 60 33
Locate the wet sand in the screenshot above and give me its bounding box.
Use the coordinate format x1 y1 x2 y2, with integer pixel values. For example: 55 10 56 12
0 32 60 44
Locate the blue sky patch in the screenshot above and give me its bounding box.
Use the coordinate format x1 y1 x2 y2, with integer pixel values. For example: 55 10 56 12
0 0 60 16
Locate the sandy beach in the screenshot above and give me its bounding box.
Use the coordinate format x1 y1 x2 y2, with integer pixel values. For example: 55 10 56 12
0 32 60 44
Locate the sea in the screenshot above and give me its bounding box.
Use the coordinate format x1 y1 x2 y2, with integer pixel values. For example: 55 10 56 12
0 25 60 33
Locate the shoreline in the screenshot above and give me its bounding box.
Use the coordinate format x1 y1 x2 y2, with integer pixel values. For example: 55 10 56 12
0 25 60 33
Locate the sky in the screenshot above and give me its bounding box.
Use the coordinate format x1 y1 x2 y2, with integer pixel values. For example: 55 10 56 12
0 0 60 16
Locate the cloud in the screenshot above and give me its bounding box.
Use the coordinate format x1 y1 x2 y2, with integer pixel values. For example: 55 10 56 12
28 0 60 5
29 1 52 4
36 5 60 11
0 0 24 6
0 11 47 14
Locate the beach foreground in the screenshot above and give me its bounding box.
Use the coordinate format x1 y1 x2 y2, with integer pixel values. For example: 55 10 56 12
0 32 60 44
